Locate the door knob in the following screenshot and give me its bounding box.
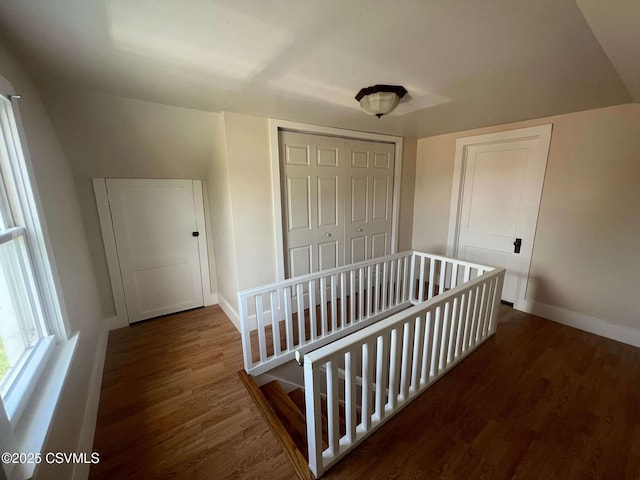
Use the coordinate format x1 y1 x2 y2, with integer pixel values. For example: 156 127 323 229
357 228 363 232
192 231 200 237
326 233 332 237
513 238 522 254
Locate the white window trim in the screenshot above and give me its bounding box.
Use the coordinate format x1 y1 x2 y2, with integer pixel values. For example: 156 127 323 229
0 94 70 339
0 78 77 480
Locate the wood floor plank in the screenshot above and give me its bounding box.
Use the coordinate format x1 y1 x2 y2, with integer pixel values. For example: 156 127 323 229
90 303 640 479
89 306 296 480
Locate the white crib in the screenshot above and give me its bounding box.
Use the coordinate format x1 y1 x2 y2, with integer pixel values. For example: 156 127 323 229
238 250 505 477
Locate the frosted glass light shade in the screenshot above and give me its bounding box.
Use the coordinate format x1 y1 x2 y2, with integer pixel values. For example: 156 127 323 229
355 85 407 118
359 92 401 116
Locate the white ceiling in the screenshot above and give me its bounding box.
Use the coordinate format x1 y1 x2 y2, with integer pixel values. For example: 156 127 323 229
0 0 636 137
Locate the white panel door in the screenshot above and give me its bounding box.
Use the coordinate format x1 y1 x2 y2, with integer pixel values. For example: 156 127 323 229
107 179 204 322
280 132 344 277
345 139 395 264
456 135 549 303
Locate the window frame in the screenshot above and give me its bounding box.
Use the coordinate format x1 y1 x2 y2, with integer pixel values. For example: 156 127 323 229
0 91 69 429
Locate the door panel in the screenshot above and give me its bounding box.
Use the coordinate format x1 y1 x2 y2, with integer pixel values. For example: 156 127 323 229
371 232 388 259
286 176 312 231
372 176 390 221
318 240 339 270
107 179 204 322
317 176 338 227
350 236 367 263
350 177 368 223
289 245 312 278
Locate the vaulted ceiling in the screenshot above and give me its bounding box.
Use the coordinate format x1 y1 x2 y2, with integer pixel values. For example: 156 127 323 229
0 0 637 137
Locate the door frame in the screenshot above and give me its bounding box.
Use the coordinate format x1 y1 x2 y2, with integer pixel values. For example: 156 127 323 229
445 124 552 309
269 119 403 282
94 178 213 327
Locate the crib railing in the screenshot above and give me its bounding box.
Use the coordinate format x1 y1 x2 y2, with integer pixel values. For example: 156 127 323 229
238 251 415 375
302 265 504 477
238 251 498 376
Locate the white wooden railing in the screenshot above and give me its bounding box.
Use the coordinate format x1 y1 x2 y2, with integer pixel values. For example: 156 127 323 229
301 258 504 477
237 251 501 376
238 251 415 375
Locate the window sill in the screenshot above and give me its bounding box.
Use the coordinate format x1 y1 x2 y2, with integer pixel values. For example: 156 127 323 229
10 333 78 480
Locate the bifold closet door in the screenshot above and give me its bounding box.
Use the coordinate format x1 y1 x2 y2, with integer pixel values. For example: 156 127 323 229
106 179 204 322
280 132 344 278
280 131 395 278
345 139 395 263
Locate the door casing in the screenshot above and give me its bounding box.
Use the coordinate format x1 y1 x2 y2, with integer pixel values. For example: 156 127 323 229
446 124 552 310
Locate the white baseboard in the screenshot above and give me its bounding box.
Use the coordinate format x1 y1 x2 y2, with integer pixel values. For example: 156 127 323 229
217 295 240 331
70 319 110 480
518 300 640 348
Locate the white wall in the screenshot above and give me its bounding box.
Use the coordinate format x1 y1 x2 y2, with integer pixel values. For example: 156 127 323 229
206 114 240 323
207 112 418 324
412 103 640 339
41 88 221 318
0 41 104 479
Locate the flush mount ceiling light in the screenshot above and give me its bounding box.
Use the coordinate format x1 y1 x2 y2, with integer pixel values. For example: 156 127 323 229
355 85 408 118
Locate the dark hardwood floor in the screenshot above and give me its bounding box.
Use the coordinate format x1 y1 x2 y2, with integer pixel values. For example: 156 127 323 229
90 304 640 479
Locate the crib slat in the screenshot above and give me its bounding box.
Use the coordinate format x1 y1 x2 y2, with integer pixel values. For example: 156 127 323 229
340 272 347 329
408 254 416 301
448 296 459 365
388 328 400 409
431 306 442 377
395 257 402 305
331 274 337 333
421 311 434 383
428 258 435 300
349 270 356 326
382 261 389 310
320 277 328 336
439 301 451 370
309 279 317 341
375 334 387 421
468 285 481 349
270 290 281 356
239 297 252 371
439 261 447 294
418 255 426 302
455 291 467 357
255 295 267 361
361 340 373 430
403 256 410 302
327 360 340 455
451 263 459 289
284 287 294 352
373 263 380 315
400 321 414 401
367 265 373 318
462 287 474 353
480 281 492 339
296 283 305 346
388 259 396 307
411 314 424 392
358 267 365 321
345 351 356 443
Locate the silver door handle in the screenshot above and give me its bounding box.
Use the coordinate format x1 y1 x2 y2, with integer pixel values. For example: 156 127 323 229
357 228 363 232
326 233 332 237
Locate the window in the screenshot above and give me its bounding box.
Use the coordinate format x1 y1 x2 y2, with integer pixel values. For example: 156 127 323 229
0 93 61 426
